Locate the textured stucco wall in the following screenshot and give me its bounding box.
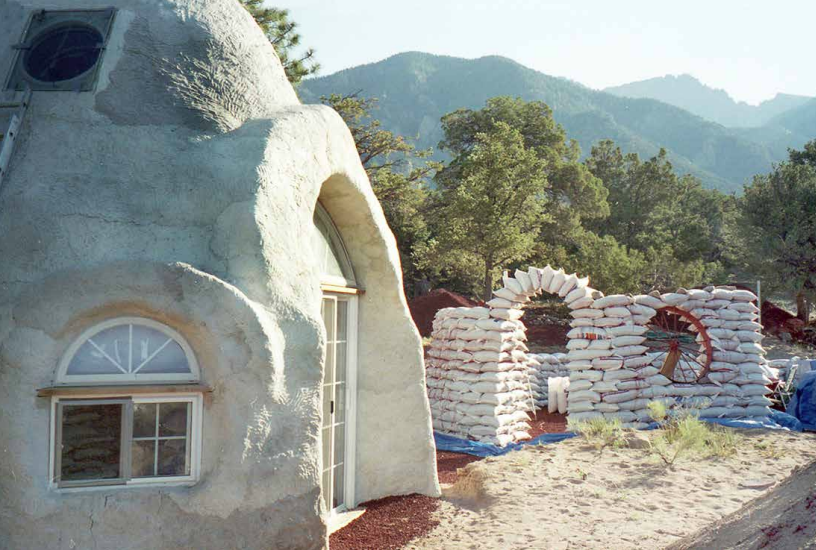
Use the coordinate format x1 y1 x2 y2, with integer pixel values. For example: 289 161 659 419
0 1 439 548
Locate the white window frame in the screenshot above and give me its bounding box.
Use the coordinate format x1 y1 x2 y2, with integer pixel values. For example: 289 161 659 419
55 317 200 386
321 293 359 514
49 393 203 491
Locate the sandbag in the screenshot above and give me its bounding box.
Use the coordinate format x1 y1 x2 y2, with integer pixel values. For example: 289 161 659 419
514 269 534 294
491 308 525 321
593 357 624 370
605 307 632 317
592 295 632 309
567 327 608 339
634 295 665 309
628 304 657 318
606 324 649 337
569 390 601 403
568 401 595 413
569 370 603 382
565 285 593 305
661 293 689 305
593 317 625 327
558 273 580 297
547 268 567 294
571 308 604 319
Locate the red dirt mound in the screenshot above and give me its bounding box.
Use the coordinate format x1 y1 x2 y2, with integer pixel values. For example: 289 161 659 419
762 300 805 337
409 289 480 338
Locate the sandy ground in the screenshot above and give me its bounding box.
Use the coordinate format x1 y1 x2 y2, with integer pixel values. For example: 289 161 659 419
406 429 816 550
667 460 816 549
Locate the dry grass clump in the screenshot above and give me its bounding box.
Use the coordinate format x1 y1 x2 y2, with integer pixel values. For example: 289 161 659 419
647 401 740 465
568 416 627 452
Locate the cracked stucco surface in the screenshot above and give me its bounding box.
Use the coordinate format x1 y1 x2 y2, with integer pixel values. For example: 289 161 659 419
0 1 439 549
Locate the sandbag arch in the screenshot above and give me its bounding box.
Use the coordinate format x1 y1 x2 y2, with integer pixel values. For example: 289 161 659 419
484 266 768 423
485 265 696 377
486 266 601 321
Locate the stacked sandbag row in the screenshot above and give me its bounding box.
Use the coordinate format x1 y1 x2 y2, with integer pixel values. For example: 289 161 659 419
671 286 771 418
527 352 568 408
426 306 534 446
566 286 771 426
565 292 659 428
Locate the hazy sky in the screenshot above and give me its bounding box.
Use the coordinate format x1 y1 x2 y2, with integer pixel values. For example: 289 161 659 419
278 0 814 105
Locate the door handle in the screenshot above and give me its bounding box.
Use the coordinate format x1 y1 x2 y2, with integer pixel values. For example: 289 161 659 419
330 400 334 415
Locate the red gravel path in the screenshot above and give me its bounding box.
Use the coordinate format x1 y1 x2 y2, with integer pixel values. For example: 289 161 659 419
328 494 440 550
330 409 568 548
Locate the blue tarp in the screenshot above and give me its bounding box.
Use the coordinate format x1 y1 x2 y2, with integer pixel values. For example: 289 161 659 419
787 370 816 431
434 412 802 457
434 431 577 457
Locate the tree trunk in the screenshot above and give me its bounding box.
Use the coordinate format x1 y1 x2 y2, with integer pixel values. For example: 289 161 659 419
483 260 494 303
796 290 811 324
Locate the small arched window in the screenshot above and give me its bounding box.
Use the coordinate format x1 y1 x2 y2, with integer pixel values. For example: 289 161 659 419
56 317 199 385
312 202 356 288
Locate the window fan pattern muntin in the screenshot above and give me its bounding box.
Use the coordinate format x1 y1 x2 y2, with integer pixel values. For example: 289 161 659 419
58 318 199 385
313 202 356 287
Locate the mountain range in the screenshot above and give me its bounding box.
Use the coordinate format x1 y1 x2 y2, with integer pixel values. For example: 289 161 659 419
300 52 815 193
604 74 812 128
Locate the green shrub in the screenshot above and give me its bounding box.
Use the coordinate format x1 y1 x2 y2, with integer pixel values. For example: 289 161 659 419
647 400 668 423
649 408 740 465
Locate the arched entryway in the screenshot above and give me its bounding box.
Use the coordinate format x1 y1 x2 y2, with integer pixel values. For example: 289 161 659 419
313 202 359 514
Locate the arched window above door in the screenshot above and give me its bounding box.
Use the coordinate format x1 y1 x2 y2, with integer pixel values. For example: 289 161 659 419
312 202 356 287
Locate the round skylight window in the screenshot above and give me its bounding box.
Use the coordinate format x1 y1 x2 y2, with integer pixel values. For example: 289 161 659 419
23 24 104 83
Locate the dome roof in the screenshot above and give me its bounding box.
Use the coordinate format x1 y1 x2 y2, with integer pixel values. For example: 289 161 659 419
0 0 300 131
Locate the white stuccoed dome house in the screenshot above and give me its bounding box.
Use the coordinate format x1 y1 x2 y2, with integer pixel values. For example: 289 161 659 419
0 1 439 548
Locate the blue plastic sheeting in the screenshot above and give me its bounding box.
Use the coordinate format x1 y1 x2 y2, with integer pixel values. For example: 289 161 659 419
702 413 802 432
768 410 804 432
434 431 577 457
434 412 802 457
641 415 801 432
787 370 816 431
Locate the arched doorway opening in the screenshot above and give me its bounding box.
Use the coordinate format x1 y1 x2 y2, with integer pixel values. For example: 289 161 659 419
312 202 359 514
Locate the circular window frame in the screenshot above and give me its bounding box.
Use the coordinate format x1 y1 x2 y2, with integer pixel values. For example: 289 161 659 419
55 317 201 386
21 21 105 86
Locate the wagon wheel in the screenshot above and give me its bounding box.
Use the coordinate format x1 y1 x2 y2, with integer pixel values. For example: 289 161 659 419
644 306 713 383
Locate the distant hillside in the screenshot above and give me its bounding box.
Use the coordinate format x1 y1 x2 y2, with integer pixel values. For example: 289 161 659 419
604 74 812 128
769 97 816 137
300 53 802 193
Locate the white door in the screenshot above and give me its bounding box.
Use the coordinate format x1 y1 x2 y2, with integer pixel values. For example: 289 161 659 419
320 294 357 513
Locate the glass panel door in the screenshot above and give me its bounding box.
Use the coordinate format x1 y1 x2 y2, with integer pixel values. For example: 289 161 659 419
320 295 350 513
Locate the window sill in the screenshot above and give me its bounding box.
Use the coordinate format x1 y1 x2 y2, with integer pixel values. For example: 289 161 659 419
37 383 212 398
320 283 364 295
53 478 199 493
